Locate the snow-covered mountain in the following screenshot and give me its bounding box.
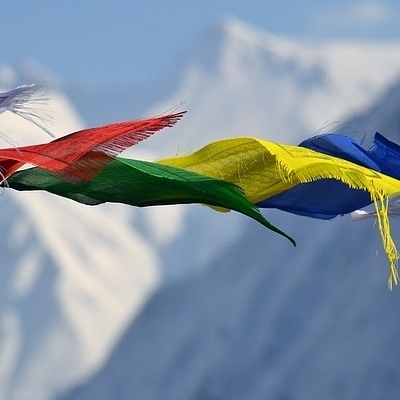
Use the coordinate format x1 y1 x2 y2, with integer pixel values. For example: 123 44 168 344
70 17 400 150
134 17 400 281
135 17 400 153
55 18 400 400
3 17 400 400
0 86 162 400
57 216 400 400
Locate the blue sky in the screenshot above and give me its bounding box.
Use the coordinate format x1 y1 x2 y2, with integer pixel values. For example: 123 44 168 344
2 1 400 88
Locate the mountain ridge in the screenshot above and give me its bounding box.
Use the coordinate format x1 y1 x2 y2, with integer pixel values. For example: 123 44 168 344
0 83 161 400
2 16 400 400
56 18 400 400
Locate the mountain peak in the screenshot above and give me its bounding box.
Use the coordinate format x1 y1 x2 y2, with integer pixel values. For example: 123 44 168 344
217 16 294 49
189 16 301 70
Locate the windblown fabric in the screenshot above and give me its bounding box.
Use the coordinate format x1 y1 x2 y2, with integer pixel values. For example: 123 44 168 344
259 180 372 219
300 132 400 180
157 137 400 207
158 137 400 287
0 84 55 138
6 157 295 245
0 112 184 181
351 198 400 220
260 133 385 219
2 97 400 288
266 132 400 220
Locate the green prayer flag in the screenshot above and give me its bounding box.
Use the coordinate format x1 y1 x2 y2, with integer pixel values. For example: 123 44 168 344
7 157 295 245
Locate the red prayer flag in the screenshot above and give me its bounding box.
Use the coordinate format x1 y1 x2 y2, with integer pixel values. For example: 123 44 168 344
0 111 185 181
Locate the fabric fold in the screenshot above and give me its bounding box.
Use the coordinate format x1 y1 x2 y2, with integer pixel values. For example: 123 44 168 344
158 137 400 288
